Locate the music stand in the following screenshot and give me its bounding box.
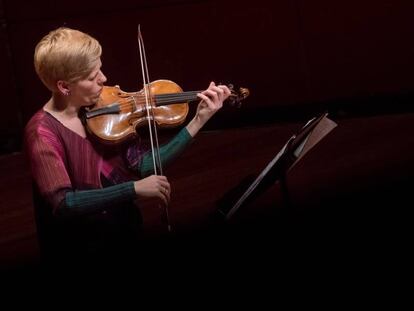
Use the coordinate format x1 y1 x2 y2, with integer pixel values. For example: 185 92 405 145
216 112 337 220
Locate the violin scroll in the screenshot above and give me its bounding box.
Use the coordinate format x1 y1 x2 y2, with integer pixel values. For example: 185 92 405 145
227 84 250 108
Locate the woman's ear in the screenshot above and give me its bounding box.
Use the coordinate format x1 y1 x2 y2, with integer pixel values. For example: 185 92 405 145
57 80 71 96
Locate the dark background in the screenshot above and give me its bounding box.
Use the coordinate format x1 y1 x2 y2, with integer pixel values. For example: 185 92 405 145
1 0 413 270
2 0 414 152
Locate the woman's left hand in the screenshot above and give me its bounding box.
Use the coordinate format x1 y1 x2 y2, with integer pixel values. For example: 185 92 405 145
195 81 231 125
186 81 231 137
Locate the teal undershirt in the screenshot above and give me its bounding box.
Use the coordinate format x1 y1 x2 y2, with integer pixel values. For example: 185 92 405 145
139 127 192 177
62 127 192 215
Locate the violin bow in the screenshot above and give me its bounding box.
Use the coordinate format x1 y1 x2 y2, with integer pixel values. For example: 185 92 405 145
137 25 172 232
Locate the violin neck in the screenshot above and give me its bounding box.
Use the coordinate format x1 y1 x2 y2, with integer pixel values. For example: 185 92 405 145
155 91 201 106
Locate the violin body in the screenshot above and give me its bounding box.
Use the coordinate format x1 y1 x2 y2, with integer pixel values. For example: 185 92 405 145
85 79 249 144
85 80 189 144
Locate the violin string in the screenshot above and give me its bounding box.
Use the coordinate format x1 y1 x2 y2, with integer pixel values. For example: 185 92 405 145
155 91 200 104
104 84 240 111
114 88 238 111
110 98 135 113
114 91 201 109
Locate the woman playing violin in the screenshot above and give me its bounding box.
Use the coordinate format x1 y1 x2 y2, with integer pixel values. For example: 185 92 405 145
24 27 230 265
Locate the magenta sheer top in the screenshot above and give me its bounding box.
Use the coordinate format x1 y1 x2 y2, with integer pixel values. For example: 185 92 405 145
24 109 192 214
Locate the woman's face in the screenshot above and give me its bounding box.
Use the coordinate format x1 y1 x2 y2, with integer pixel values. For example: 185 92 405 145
70 59 107 107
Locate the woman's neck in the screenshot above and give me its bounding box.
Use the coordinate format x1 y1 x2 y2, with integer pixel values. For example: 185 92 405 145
44 94 79 119
43 94 87 138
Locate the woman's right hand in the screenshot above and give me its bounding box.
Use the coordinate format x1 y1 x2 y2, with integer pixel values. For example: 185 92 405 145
133 175 171 206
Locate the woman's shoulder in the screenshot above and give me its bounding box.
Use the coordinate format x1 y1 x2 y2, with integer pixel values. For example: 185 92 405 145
24 109 59 140
26 109 51 127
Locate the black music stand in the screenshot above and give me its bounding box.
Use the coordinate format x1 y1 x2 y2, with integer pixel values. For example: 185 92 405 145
216 112 337 220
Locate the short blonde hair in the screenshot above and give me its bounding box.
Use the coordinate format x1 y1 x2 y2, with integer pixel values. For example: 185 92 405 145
34 27 102 91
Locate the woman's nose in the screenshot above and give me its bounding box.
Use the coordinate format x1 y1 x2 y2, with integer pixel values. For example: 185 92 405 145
98 71 107 84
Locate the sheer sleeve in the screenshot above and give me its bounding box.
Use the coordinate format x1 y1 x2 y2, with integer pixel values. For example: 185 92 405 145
25 120 73 212
62 182 136 216
24 115 137 216
125 127 193 177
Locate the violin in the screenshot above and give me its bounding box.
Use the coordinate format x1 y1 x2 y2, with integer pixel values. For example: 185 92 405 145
84 79 249 144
